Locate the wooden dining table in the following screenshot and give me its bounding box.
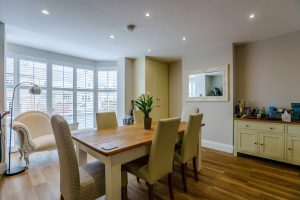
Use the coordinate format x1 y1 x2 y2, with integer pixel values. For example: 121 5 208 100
72 122 204 200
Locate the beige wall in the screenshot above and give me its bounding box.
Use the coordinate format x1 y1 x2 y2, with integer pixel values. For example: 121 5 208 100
235 30 300 109
168 60 182 117
182 44 234 149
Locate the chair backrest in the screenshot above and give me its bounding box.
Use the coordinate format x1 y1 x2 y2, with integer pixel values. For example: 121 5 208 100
181 106 199 122
148 117 181 184
133 110 144 124
96 112 118 130
51 115 80 199
181 114 203 163
14 111 52 138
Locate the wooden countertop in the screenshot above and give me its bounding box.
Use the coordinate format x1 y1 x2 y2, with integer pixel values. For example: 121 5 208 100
234 117 300 125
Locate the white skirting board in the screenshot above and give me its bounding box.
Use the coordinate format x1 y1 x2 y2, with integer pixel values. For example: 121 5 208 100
201 139 233 154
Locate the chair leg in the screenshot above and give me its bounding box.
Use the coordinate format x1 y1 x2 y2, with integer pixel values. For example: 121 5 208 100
168 173 174 200
24 153 30 168
146 182 154 200
122 186 128 200
181 163 188 193
18 148 23 160
60 193 64 200
137 177 140 183
192 157 199 182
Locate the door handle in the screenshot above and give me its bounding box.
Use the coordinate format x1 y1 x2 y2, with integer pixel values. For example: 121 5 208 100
288 148 292 151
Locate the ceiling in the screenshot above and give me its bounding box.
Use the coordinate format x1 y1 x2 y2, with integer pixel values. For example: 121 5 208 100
0 0 300 62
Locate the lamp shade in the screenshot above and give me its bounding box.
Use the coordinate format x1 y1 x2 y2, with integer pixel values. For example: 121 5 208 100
29 85 42 95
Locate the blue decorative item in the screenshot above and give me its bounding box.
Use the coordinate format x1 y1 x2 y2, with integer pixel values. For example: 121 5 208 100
292 103 300 122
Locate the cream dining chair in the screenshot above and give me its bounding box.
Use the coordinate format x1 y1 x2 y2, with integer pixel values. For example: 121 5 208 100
51 115 106 200
122 118 181 200
174 113 203 193
181 106 199 122
133 110 143 124
96 112 118 130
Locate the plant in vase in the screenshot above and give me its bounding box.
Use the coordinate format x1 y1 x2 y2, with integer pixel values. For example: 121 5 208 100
134 92 153 129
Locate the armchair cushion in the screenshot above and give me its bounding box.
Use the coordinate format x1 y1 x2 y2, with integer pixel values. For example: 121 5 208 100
32 134 56 151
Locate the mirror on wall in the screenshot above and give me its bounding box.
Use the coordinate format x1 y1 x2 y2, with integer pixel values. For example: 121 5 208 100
184 65 229 101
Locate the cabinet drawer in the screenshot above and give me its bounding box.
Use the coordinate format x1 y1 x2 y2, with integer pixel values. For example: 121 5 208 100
238 121 258 130
259 123 284 133
287 125 300 136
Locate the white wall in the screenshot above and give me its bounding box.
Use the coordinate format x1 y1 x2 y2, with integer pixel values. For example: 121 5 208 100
0 23 5 114
169 60 182 117
182 44 234 152
0 22 6 164
117 57 134 124
235 30 300 109
6 43 97 67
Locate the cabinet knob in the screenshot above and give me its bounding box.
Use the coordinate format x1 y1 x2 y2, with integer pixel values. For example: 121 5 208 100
254 142 257 145
245 125 249 127
288 148 292 151
260 143 264 146
269 127 274 130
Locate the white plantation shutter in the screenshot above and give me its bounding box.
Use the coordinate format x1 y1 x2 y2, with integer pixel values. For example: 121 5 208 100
52 65 73 88
98 70 117 112
5 57 15 148
19 59 47 112
52 90 74 123
52 64 74 123
77 68 94 129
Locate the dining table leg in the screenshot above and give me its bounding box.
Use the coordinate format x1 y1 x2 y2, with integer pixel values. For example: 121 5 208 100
104 158 122 200
75 142 87 166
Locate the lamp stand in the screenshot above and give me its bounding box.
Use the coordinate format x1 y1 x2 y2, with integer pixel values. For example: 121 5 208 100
4 82 41 176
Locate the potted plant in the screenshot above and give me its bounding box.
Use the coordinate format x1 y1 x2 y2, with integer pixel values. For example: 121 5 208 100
134 92 153 129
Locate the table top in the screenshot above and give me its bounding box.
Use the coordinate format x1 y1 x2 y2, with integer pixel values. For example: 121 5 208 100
72 122 204 157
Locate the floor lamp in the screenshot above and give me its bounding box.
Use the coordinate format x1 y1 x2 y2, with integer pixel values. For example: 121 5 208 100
5 82 41 176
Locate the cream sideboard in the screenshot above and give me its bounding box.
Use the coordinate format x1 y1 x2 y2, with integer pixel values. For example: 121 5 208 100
234 119 300 166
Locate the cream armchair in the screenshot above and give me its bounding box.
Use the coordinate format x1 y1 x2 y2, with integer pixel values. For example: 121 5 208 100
13 111 56 167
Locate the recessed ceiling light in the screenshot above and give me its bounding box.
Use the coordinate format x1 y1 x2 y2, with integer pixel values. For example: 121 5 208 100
109 34 115 39
41 10 50 15
145 11 151 17
182 36 187 41
147 49 151 53
249 13 256 19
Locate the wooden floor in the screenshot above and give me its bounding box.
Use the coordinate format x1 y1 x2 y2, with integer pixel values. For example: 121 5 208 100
1 148 300 200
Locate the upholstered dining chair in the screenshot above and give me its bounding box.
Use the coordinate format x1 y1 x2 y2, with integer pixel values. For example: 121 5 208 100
96 112 118 130
174 113 203 193
122 118 181 200
51 115 106 200
181 106 199 122
51 115 128 200
133 110 143 124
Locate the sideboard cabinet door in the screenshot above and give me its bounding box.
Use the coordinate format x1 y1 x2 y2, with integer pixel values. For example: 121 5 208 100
238 129 258 156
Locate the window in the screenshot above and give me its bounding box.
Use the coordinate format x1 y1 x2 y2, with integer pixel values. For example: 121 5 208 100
52 64 74 123
19 59 47 113
77 68 94 129
98 70 117 112
4 55 118 132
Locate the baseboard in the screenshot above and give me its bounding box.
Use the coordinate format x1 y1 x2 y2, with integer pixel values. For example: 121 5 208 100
201 139 233 154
